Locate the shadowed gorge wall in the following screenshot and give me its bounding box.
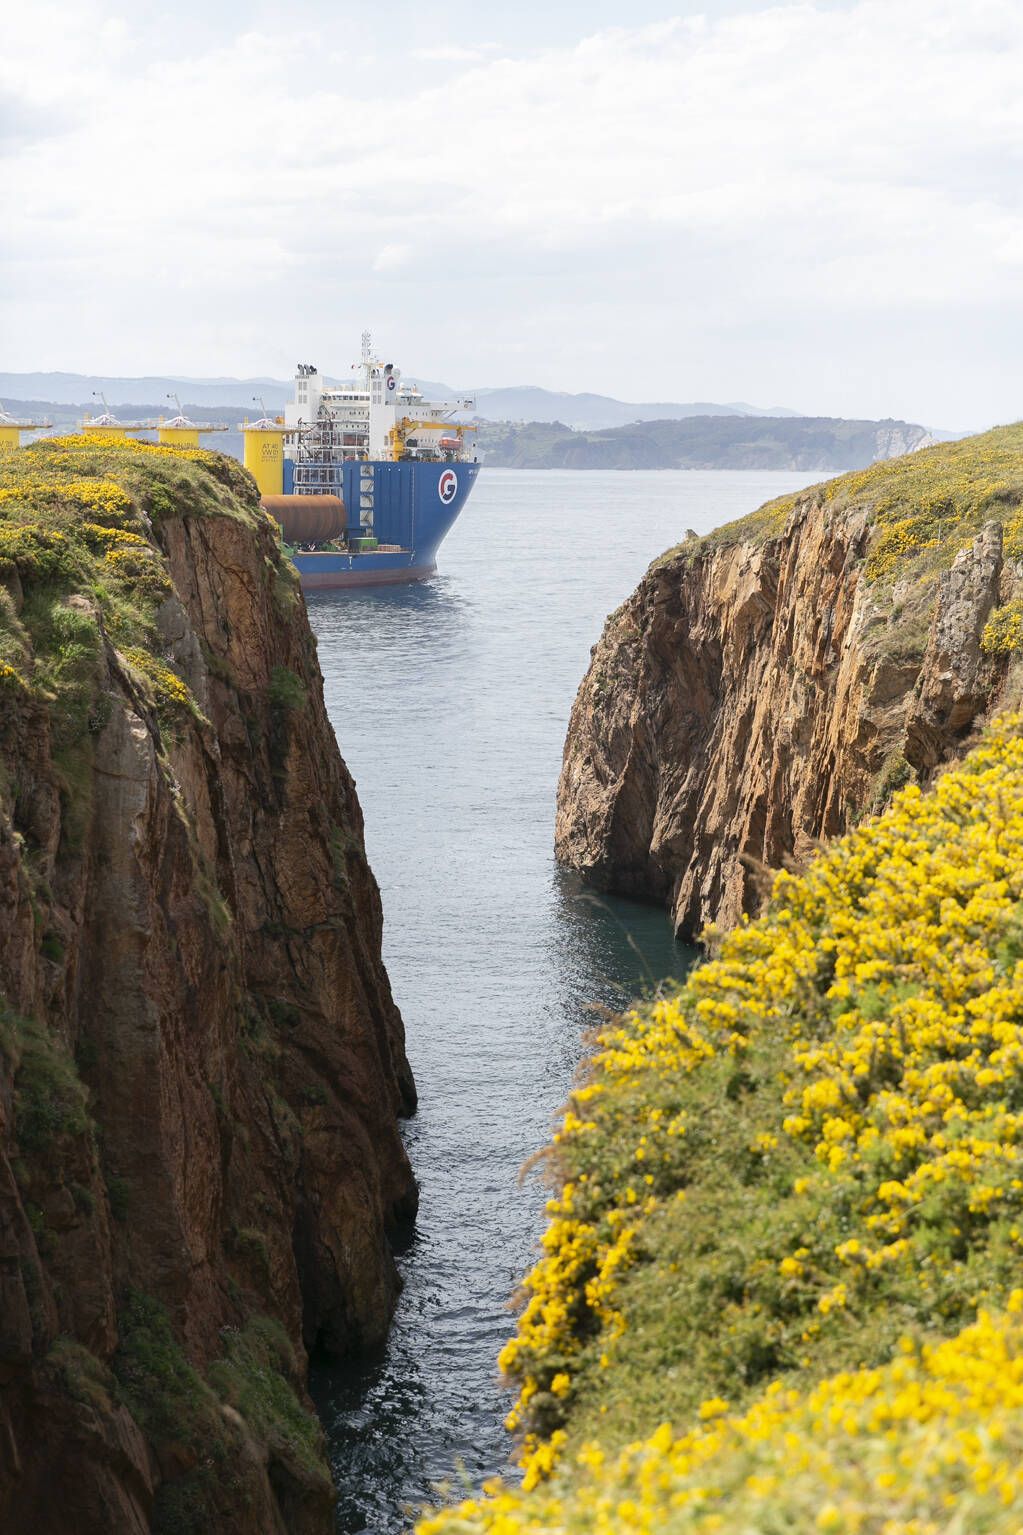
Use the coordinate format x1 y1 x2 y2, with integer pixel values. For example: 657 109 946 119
0 436 416 1533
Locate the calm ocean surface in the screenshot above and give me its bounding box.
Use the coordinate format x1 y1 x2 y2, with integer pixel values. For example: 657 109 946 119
306 468 821 1532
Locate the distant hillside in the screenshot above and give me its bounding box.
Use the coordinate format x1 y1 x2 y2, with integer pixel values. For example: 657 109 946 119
2 375 944 465
452 386 799 429
0 371 798 429
480 415 938 470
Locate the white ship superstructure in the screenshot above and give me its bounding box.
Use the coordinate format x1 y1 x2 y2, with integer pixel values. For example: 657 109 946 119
283 332 476 464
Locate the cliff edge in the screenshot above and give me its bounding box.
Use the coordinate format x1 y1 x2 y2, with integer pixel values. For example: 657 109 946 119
557 424 1023 937
0 435 416 1532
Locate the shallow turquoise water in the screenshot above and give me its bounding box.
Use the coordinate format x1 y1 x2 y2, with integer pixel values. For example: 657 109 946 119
306 468 820 1531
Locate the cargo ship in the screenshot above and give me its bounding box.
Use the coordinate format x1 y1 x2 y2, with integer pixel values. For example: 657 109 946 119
241 334 480 589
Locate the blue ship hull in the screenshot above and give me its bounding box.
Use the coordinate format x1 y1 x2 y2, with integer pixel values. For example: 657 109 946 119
286 459 479 589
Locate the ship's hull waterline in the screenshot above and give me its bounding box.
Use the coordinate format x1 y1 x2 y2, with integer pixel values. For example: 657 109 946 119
294 557 439 589
283 460 480 590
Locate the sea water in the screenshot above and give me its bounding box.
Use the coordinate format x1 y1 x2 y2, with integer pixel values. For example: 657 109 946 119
307 468 821 1532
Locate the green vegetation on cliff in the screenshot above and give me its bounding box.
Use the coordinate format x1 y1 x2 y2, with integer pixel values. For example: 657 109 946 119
647 422 1023 683
114 1295 330 1534
0 432 256 710
680 420 1023 583
421 718 1023 1532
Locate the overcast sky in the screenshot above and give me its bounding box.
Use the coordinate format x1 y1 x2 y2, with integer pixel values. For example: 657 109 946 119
3 0 1022 426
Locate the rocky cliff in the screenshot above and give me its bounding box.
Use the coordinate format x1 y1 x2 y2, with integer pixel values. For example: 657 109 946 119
0 435 417 1532
557 424 1023 938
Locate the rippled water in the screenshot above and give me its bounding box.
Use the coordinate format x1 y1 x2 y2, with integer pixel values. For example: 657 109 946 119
306 468 821 1532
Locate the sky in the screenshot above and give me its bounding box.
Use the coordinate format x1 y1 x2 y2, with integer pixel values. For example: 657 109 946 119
2 0 1023 427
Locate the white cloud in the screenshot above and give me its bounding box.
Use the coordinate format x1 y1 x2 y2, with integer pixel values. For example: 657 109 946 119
412 43 498 63
2 1 1023 423
373 243 413 272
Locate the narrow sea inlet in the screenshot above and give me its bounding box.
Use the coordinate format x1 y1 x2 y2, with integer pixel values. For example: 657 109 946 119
307 468 819 1532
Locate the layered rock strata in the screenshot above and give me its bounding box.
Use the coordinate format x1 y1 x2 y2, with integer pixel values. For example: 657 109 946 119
0 438 416 1532
557 427 1023 938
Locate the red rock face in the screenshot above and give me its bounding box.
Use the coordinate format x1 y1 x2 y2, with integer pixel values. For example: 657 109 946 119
0 485 416 1531
556 500 1012 941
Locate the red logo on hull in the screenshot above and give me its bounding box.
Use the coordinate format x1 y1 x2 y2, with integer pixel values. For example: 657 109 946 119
438 469 458 505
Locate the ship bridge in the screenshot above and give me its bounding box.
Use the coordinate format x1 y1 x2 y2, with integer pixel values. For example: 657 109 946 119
282 333 476 463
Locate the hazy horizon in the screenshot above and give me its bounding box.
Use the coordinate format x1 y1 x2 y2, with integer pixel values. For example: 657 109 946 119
0 366 985 436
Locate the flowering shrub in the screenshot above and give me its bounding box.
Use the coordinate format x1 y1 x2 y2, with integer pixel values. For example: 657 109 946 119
863 515 940 581
0 475 137 525
679 423 1023 591
982 600 1023 654
121 646 203 726
0 523 73 581
32 432 253 500
420 717 1023 1532
831 429 1023 582
102 546 172 601
0 435 245 717
79 522 147 549
421 1298 1023 1533
41 432 222 473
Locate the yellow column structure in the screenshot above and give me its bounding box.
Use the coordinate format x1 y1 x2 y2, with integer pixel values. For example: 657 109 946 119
240 418 287 497
158 424 201 448
0 408 47 448
157 411 228 449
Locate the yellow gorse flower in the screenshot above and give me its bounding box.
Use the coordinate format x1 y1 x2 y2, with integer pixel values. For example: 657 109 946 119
420 1301 1023 1532
0 434 229 704
421 715 1023 1532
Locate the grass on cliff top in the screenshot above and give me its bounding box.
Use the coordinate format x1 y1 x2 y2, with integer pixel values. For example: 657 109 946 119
0 433 273 769
419 715 1023 1534
0 431 263 609
657 421 1023 589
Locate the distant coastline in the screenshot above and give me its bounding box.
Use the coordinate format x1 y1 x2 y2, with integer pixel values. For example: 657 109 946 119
1 370 960 474
475 414 940 472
